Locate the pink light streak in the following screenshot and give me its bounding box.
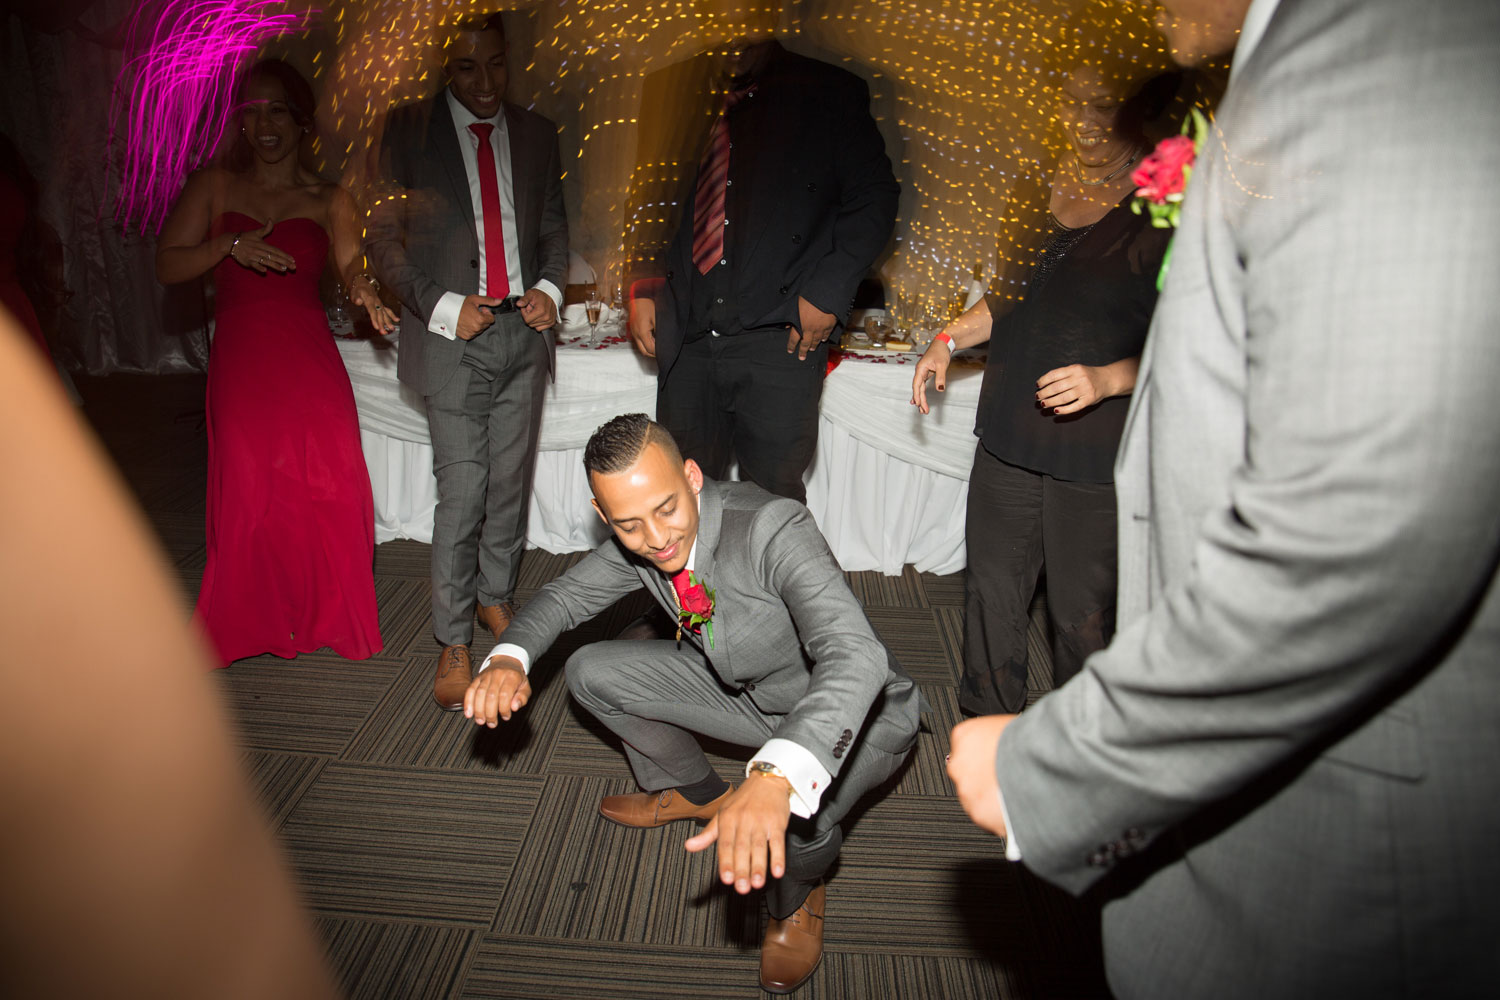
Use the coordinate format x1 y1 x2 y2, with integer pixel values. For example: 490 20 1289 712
109 1 316 234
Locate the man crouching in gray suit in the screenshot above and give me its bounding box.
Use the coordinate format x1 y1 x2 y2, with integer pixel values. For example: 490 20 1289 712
463 414 921 993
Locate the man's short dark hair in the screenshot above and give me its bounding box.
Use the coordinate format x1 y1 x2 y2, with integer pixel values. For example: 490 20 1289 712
584 414 684 476
445 11 507 53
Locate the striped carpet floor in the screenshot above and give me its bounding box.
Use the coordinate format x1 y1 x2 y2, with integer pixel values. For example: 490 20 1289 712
80 373 1108 1000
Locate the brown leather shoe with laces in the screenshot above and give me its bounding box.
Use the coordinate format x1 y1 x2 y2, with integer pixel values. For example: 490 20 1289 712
476 602 515 641
597 787 732 828
760 883 825 994
433 644 472 711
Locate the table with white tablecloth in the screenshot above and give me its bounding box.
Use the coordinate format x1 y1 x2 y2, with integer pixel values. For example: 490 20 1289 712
336 306 983 574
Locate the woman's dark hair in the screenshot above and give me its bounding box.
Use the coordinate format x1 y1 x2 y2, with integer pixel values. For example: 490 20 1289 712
240 58 316 129
225 58 316 171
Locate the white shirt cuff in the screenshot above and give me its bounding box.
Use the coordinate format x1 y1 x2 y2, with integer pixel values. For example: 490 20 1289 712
531 279 563 316
748 738 832 819
428 291 464 340
998 784 1022 861
478 642 530 675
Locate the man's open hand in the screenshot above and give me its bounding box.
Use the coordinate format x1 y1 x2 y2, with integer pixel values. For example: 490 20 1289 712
684 772 791 893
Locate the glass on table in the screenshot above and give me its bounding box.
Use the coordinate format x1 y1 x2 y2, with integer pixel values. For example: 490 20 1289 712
585 288 603 344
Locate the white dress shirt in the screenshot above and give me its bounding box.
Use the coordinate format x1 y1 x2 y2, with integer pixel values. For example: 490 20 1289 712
478 492 833 818
427 88 562 339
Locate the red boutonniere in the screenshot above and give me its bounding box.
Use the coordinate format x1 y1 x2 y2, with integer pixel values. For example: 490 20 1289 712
672 570 716 648
1131 108 1210 290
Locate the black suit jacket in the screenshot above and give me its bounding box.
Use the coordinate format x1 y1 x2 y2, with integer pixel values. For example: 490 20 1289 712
625 42 898 377
366 92 569 396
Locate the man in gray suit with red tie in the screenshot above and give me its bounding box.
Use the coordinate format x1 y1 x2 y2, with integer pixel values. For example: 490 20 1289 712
463 414 922 993
367 12 568 709
947 1 1500 997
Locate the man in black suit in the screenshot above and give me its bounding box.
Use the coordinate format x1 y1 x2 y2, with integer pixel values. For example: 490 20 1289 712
625 34 898 503
366 12 568 710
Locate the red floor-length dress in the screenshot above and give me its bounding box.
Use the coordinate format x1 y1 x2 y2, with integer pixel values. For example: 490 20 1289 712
195 212 382 665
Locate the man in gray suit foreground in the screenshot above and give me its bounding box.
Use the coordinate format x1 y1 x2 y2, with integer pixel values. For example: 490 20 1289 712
464 414 921 993
367 13 568 710
948 1 1500 997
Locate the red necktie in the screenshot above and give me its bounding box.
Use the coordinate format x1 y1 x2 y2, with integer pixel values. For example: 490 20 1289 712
671 568 693 608
468 122 511 299
691 88 750 275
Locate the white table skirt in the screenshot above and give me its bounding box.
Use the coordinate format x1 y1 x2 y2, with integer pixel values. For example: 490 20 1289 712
338 308 985 574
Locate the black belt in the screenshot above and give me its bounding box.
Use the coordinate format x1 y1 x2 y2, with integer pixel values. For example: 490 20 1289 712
482 296 522 315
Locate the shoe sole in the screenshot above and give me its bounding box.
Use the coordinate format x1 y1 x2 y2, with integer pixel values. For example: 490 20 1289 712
596 810 714 829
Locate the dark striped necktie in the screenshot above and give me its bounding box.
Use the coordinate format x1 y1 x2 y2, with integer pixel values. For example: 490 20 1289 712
690 87 752 275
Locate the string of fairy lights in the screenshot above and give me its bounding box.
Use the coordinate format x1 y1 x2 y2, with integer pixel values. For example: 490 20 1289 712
118 0 1172 327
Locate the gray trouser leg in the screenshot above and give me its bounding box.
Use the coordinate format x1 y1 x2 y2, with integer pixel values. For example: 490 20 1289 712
424 314 548 646
565 638 913 917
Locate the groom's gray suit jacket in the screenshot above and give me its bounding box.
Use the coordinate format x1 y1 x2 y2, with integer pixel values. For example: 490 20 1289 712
367 93 569 396
995 1 1500 997
503 478 922 773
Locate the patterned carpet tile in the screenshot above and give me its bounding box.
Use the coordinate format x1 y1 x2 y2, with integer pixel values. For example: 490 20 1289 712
216 652 406 755
805 951 1009 1000
316 916 478 1000
372 577 442 659
920 570 967 609
887 715 957 798
830 793 1064 960
493 774 763 949
373 538 438 579
242 749 328 832
461 936 763 999
341 649 574 774
866 606 958 687
842 565 931 609
280 763 545 924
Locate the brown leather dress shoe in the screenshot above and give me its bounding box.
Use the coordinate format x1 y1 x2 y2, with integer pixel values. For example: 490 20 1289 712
760 883 825 994
433 644 472 711
598 787 732 828
476 601 515 641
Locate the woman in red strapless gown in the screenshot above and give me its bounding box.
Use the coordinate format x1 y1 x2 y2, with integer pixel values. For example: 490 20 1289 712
155 60 396 666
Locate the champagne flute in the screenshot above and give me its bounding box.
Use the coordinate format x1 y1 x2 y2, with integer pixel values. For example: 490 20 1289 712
585 288 603 345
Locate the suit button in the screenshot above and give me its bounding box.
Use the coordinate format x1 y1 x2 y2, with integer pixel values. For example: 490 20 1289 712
832 747 844 759
745 682 755 691
806 182 817 192
666 269 674 279
1088 851 1108 868
779 286 789 296
841 729 853 741
470 259 478 268
791 234 802 244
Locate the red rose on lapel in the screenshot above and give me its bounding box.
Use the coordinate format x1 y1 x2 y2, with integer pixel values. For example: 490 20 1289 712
1132 134 1196 203
680 581 713 616
671 570 717 648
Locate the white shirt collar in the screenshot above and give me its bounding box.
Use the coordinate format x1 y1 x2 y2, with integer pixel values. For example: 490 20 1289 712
1229 0 1283 84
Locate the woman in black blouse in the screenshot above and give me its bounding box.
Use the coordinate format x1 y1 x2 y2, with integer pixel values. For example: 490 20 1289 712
912 62 1175 717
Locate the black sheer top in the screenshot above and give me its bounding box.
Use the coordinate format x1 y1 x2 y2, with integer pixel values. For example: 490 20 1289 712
975 196 1170 483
